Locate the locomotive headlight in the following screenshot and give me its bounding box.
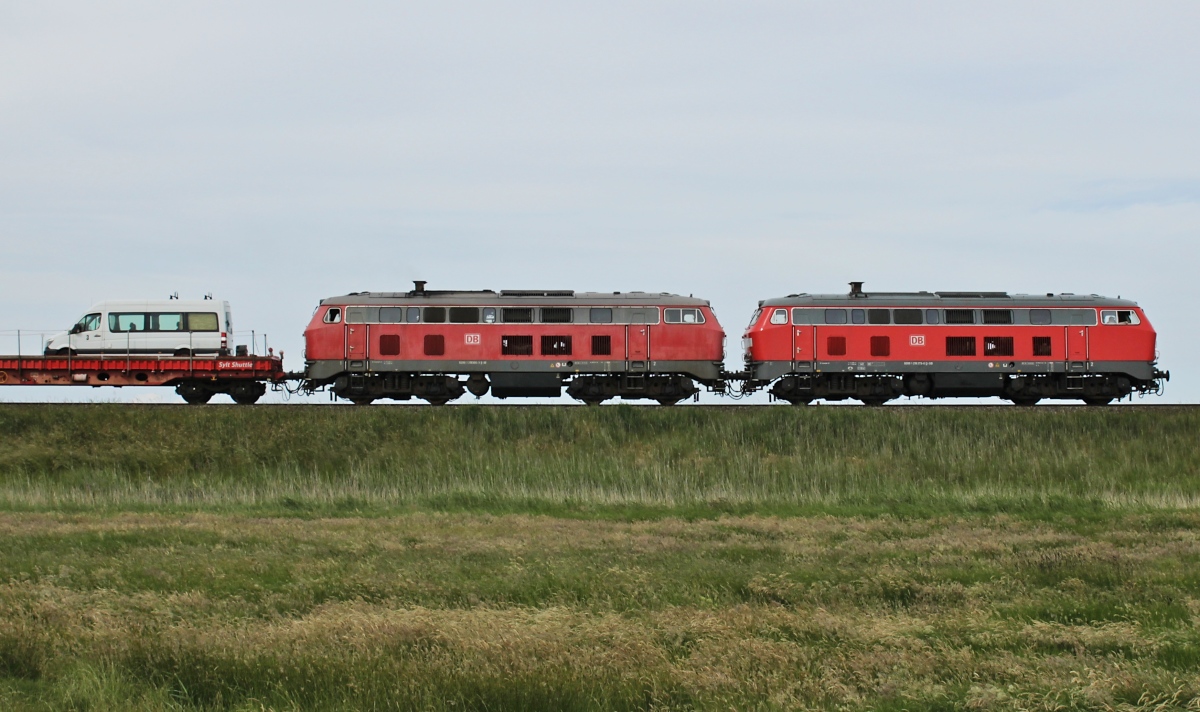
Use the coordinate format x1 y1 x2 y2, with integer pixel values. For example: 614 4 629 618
741 337 753 362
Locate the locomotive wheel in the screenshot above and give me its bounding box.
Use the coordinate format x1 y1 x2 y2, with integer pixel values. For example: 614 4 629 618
789 398 813 406
656 397 682 406
860 397 889 407
581 398 606 406
424 397 449 406
350 397 375 406
1084 397 1113 406
1010 397 1040 407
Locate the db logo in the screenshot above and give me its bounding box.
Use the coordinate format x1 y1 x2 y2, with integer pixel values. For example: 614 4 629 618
910 335 926 346
464 334 481 345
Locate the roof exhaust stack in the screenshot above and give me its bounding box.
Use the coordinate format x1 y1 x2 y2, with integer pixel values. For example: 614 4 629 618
849 281 865 298
413 280 427 295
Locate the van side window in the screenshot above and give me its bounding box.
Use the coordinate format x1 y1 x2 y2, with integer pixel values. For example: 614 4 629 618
110 313 147 332
154 313 184 331
187 313 219 331
323 308 342 324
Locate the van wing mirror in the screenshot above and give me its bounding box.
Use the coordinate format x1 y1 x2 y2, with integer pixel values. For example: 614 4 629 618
70 324 83 334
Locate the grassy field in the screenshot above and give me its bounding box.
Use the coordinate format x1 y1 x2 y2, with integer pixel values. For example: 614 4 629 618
1 404 1199 710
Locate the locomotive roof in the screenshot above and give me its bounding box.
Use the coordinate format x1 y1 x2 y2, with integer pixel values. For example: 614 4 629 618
321 289 711 307
760 291 1140 309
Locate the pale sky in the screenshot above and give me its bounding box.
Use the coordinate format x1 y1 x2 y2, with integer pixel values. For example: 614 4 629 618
2 2 1197 404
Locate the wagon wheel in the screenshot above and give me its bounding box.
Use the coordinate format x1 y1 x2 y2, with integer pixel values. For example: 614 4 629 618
859 397 890 407
423 397 449 406
1083 397 1113 406
1010 397 1040 407
349 397 375 406
580 398 607 406
232 392 262 405
656 397 682 406
181 391 213 405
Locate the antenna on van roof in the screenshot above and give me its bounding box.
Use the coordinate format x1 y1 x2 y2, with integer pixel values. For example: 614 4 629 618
204 293 212 300
169 292 179 300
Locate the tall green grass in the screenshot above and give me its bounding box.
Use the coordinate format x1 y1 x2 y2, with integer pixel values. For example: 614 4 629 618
1 404 1196 515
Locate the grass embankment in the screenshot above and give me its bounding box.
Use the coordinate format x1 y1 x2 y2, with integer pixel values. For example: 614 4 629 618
0 404 1197 515
1 405 1199 710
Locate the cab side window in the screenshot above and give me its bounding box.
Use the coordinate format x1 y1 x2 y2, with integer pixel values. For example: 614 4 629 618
1101 309 1140 325
769 309 787 325
323 308 342 324
666 308 706 324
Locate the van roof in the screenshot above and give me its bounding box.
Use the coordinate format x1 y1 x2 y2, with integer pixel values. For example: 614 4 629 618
85 300 230 311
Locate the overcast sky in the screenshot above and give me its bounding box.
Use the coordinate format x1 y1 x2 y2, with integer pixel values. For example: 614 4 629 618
1 2 1196 404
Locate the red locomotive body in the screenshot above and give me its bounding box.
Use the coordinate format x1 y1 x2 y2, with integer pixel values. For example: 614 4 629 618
303 283 725 405
743 283 1168 405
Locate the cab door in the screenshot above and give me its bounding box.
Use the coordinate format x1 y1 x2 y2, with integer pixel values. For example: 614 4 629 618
346 323 368 363
627 316 648 368
793 326 815 368
1066 326 1088 368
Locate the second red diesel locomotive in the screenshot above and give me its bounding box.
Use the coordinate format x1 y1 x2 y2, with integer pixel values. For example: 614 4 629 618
742 282 1168 406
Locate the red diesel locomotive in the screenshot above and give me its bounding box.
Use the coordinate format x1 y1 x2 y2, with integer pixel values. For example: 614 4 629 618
743 283 1168 406
303 282 725 405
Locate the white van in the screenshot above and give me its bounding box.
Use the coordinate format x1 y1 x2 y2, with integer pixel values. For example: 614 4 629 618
44 300 232 356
